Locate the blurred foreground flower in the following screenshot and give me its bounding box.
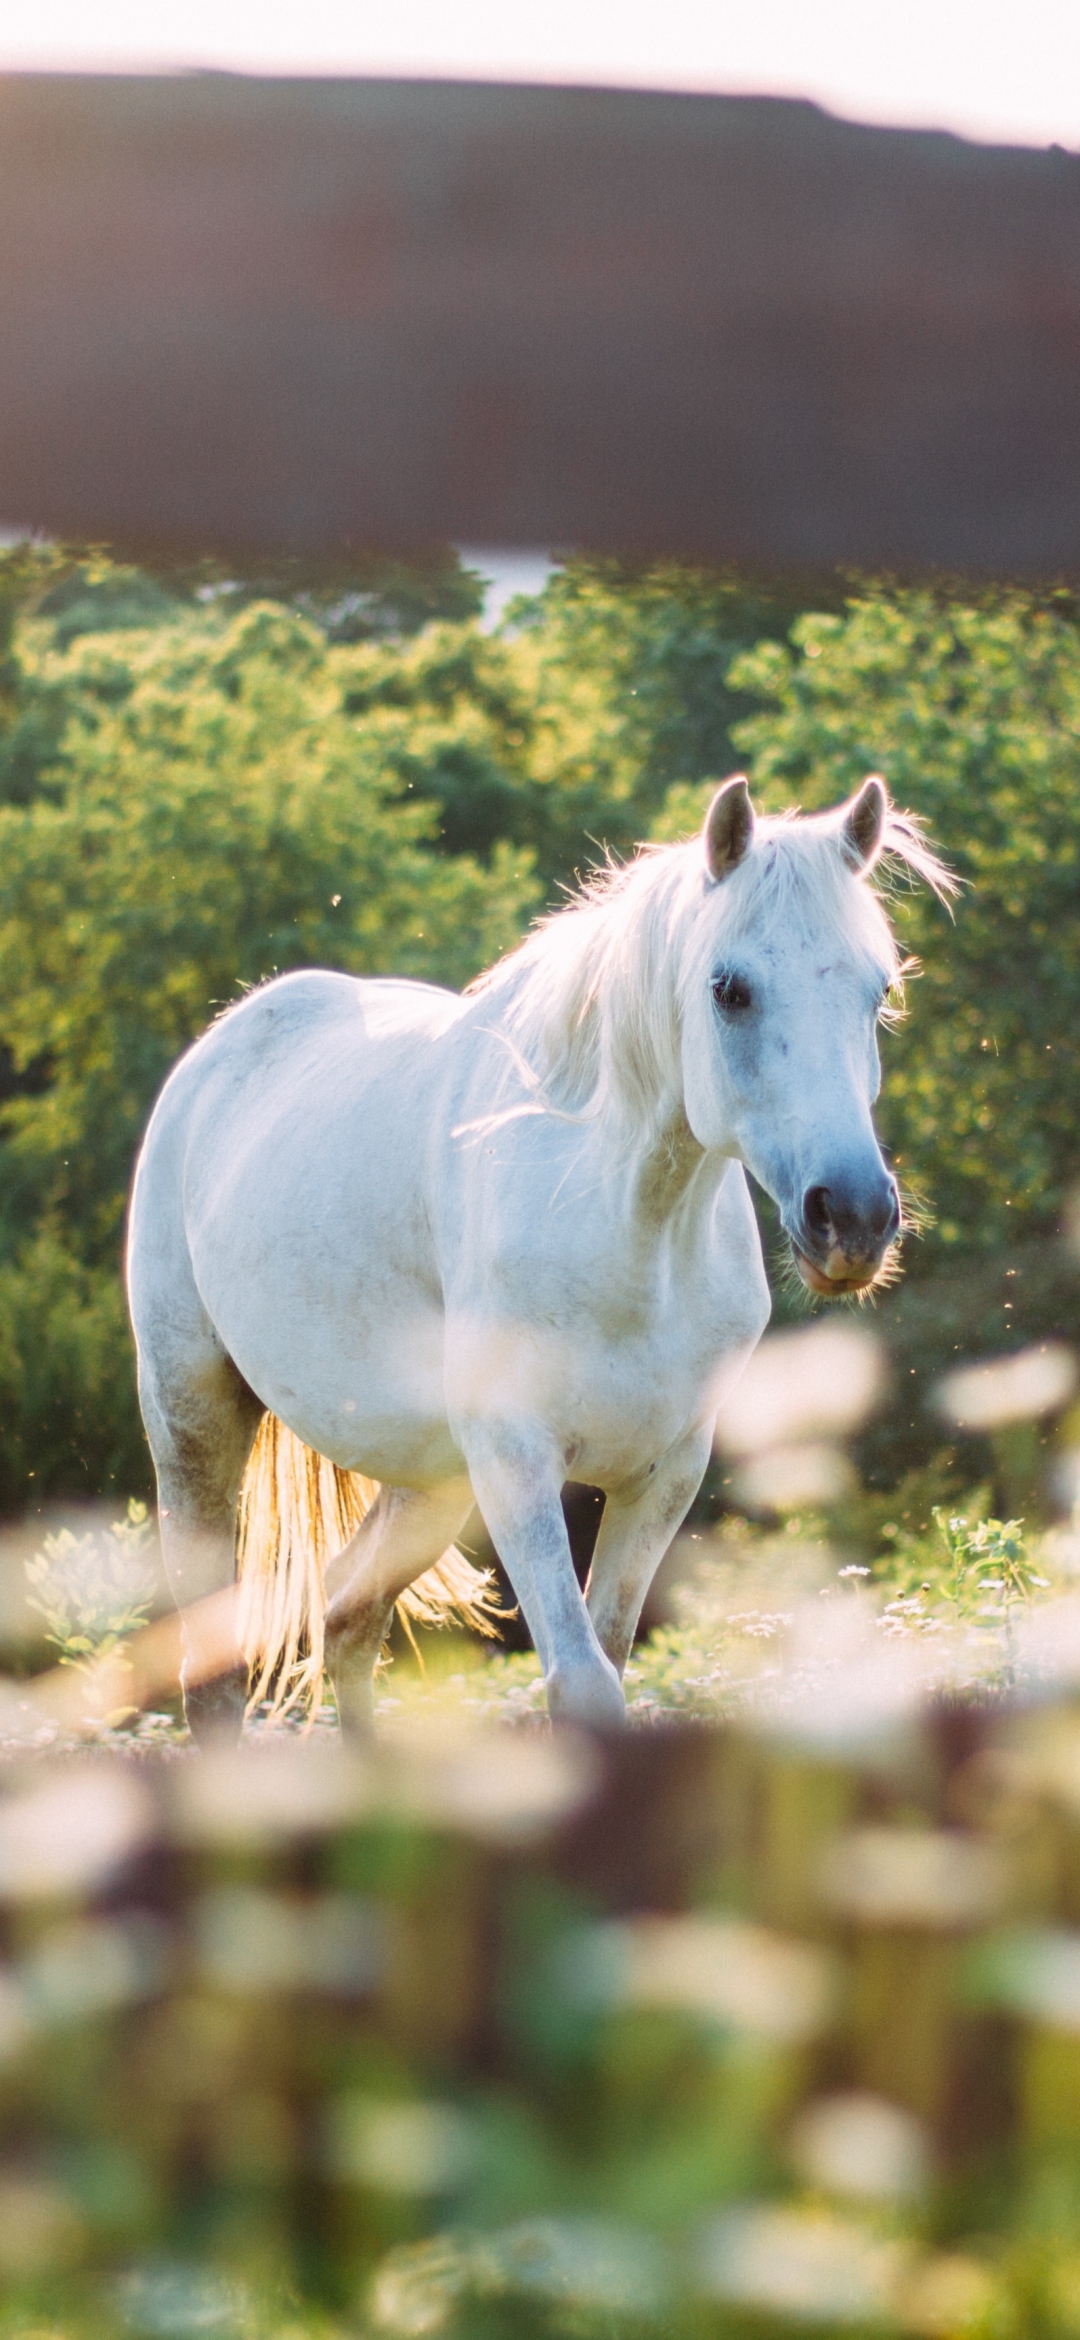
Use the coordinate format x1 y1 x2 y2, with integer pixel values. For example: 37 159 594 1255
734 1442 856 1512
0 1764 153 1899
170 1722 595 1851
716 1325 886 1457
169 1738 373 1846
716 1324 885 1519
563 1913 835 2042
377 1718 597 1843
327 2098 477 2195
788 2092 930 2202
116 2259 248 2336
975 1925 1080 2030
935 1343 1076 1430
698 2203 909 2323
195 1887 384 1996
22 1912 168 2025
820 1827 1005 1929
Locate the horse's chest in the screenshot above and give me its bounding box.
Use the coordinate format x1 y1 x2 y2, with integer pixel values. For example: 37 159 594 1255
450 1257 754 1486
566 1292 730 1449
443 1139 768 1481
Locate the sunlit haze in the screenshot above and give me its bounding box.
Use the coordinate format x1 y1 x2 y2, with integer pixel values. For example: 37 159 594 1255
1 0 1079 152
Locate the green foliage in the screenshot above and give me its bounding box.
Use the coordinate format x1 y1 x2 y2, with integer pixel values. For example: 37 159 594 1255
0 541 72 801
334 619 542 865
726 587 1080 1255
153 544 487 640
0 1231 148 1505
327 562 811 886
24 1498 156 1669
0 598 534 1266
0 542 485 808
34 559 185 650
331 561 832 891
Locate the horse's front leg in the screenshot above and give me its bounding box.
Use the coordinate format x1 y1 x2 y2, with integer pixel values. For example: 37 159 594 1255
585 1424 714 1676
459 1423 625 1730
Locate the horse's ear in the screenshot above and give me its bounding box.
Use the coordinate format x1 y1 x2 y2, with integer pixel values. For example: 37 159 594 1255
840 775 888 872
704 776 756 881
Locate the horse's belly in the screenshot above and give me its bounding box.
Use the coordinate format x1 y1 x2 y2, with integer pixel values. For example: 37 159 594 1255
214 1287 461 1488
325 1412 463 1487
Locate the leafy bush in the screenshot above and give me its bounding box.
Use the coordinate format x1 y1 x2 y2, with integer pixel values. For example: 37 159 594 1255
24 1498 156 1669
876 1503 1049 1622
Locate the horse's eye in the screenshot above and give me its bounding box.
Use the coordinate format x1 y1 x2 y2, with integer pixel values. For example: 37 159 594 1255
712 971 752 1012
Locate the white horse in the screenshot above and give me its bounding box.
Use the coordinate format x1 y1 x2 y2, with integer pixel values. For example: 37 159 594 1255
126 776 950 1738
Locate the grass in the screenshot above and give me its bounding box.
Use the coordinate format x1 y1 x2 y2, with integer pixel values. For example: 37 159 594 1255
372 1497 1079 1731
13 1488 1076 1749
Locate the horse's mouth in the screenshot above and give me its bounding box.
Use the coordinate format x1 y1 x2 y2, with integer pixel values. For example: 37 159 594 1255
792 1245 882 1299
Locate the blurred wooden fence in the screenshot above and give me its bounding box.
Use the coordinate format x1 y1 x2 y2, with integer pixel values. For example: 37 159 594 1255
1 1703 1080 2328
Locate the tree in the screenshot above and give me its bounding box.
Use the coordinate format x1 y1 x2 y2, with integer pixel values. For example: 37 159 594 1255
0 542 486 808
4 552 1077 1511
329 559 840 891
502 560 845 883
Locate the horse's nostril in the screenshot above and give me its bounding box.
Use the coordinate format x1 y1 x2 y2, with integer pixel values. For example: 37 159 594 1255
803 1185 834 1240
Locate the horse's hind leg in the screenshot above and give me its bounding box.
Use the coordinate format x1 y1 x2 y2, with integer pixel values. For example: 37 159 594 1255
324 1477 475 1732
135 1317 263 1743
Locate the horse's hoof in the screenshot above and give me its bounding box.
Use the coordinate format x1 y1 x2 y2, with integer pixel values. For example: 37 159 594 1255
183 1663 248 1746
545 1659 626 1732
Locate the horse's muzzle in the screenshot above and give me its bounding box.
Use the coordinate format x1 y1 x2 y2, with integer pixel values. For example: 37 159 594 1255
791 1176 901 1298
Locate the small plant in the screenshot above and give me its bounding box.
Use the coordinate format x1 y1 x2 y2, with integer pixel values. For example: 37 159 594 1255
25 1499 158 1672
877 1504 1053 1684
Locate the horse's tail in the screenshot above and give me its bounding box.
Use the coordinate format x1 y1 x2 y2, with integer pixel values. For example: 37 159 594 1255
235 1412 503 1725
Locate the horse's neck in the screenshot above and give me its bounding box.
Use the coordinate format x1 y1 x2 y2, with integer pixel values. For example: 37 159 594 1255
627 1106 706 1225
599 1103 737 1262
472 976 730 1236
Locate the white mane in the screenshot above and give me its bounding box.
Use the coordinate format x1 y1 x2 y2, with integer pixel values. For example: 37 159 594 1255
470 800 952 1155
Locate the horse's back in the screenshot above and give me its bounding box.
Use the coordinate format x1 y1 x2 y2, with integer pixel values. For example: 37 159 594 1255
140 969 459 1166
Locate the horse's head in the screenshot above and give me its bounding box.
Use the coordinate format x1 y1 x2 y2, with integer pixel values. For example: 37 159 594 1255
680 775 940 1298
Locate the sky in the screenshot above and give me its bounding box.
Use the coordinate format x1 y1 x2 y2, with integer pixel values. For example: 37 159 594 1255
459 550 556 629
2 0 1080 153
